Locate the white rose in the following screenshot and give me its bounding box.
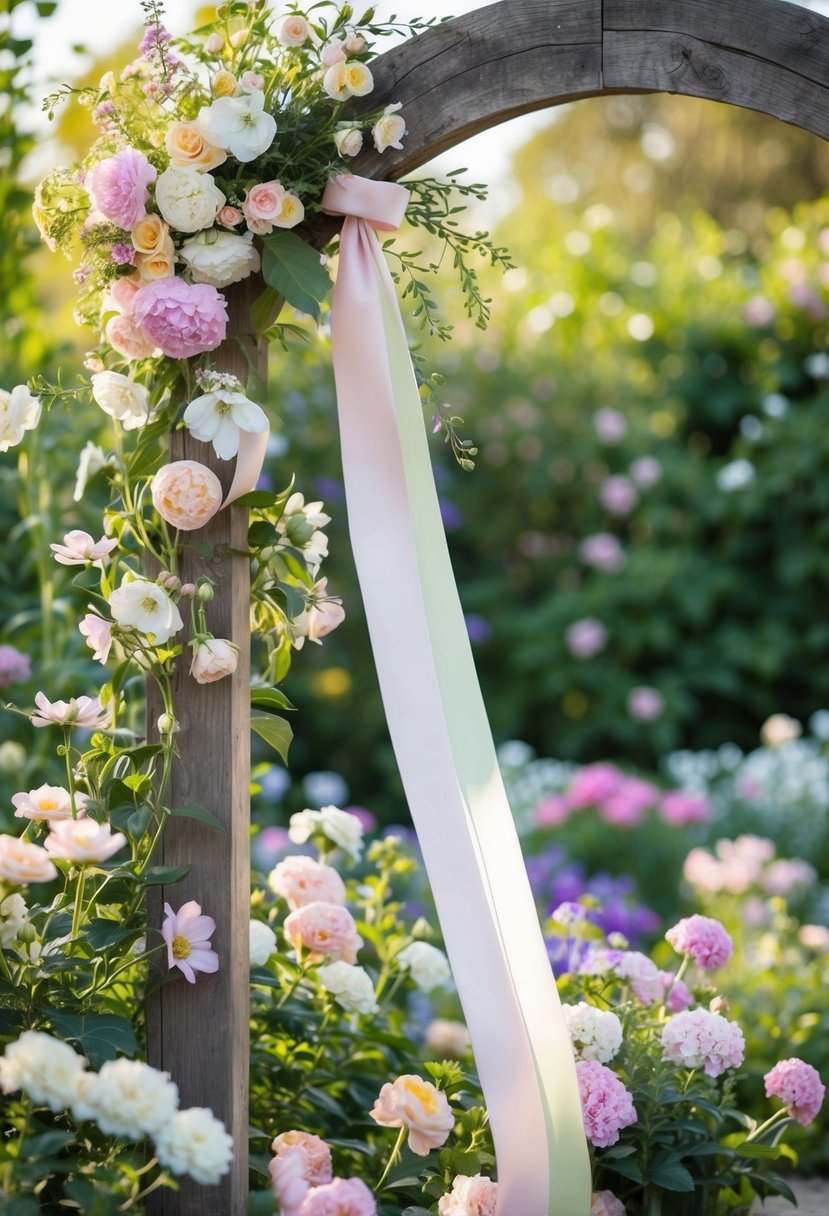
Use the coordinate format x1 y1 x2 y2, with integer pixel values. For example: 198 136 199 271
396 941 451 991
154 1107 234 1185
249 919 277 966
334 127 364 158
426 1019 471 1057
0 892 27 947
178 230 260 288
562 1002 623 1064
85 1058 178 1138
316 961 378 1015
288 805 364 861
0 385 41 452
155 167 225 233
0 1031 86 1113
90 371 149 430
372 103 406 154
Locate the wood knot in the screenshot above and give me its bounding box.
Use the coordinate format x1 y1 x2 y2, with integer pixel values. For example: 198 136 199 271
668 38 728 96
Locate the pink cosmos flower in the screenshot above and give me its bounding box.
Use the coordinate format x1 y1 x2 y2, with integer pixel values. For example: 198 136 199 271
591 1192 625 1216
579 532 626 573
44 818 127 864
438 1173 498 1216
31 691 109 729
576 1060 637 1148
666 915 733 971
270 1148 309 1216
0 645 31 687
566 618 608 659
627 686 664 721
268 855 346 910
568 762 624 807
370 1074 454 1156
132 279 228 359
270 1131 332 1186
764 1058 826 1126
662 1009 745 1077
79 614 113 664
283 901 362 963
89 148 156 230
50 530 118 566
298 1177 377 1216
161 900 219 984
660 790 712 825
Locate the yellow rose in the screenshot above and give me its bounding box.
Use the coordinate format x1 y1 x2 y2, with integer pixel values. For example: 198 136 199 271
213 69 238 98
273 192 305 230
131 214 169 256
343 61 373 97
165 121 227 172
136 235 176 281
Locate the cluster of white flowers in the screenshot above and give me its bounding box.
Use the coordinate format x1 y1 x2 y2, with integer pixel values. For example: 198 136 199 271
288 805 364 863
316 961 378 1015
396 941 451 992
563 1002 623 1064
0 1032 233 1184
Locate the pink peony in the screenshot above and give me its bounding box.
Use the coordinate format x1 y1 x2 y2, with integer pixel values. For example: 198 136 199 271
271 1131 332 1186
591 1192 625 1216
438 1174 498 1216
666 915 733 971
660 790 712 825
764 1058 825 1126
662 1008 745 1077
298 1177 376 1216
568 763 623 807
370 1074 454 1156
576 1060 637 1148
132 278 227 359
110 275 142 312
89 149 156 230
151 460 223 532
283 901 362 963
268 855 346 910
0 645 30 687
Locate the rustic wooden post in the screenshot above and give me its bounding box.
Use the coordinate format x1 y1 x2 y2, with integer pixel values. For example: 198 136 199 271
146 277 265 1216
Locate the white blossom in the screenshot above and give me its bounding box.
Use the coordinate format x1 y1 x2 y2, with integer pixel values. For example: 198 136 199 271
154 167 225 233
563 1002 623 1063
197 92 276 162
183 387 268 461
316 961 378 1014
109 577 183 645
178 230 260 288
84 1058 178 1137
0 386 41 452
249 919 277 966
0 1031 86 1113
396 941 452 991
90 371 149 430
288 805 364 862
154 1106 234 1184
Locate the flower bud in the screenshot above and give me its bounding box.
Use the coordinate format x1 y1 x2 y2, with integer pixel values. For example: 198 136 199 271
230 27 248 48
179 582 197 598
197 579 215 602
157 712 178 735
205 32 224 54
133 935 148 956
18 922 37 944
285 515 316 546
334 127 364 158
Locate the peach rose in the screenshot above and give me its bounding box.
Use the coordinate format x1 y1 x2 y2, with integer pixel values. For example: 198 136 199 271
370 1074 454 1156
320 38 346 66
105 313 158 361
151 460 223 532
273 192 304 230
279 15 310 46
109 274 142 311
0 834 58 885
131 215 169 256
136 235 176 281
438 1174 498 1216
213 69 237 98
283 901 362 964
243 181 285 235
271 1131 332 1186
268 855 346 910
165 121 227 172
190 638 238 684
217 206 243 228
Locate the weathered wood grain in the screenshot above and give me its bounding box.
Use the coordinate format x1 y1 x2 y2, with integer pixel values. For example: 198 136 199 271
146 279 266 1216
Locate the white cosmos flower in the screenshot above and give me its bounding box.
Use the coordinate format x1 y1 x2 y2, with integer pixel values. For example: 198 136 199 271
197 91 277 162
182 389 268 460
0 385 41 452
108 577 183 644
90 371 149 430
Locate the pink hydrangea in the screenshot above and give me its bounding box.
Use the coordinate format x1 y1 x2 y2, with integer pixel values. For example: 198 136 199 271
615 950 666 1004
660 790 712 824
600 776 659 827
283 901 362 963
89 148 156 230
132 278 228 358
666 915 733 971
576 1060 637 1147
298 1177 376 1215
764 1059 825 1126
662 1009 745 1077
0 645 31 687
536 794 572 827
567 763 623 807
664 975 694 1013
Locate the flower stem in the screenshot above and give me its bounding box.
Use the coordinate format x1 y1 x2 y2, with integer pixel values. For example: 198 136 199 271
62 728 79 819
71 868 87 939
375 1125 407 1192
746 1107 789 1142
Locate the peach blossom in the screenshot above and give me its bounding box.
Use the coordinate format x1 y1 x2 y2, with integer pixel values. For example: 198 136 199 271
0 834 58 885
50 530 118 565
268 855 346 910
131 215 169 256
271 1131 332 1186
283 901 362 964
109 274 142 312
151 461 223 532
371 1074 454 1156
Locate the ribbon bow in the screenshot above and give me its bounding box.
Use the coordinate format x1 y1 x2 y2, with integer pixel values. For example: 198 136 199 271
322 174 591 1216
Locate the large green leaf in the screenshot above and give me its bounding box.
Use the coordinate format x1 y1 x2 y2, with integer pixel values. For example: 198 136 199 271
251 686 296 713
251 711 293 763
48 1010 138 1067
261 231 330 320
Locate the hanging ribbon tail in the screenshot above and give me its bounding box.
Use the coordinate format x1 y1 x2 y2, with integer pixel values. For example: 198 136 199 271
323 174 592 1216
222 427 270 508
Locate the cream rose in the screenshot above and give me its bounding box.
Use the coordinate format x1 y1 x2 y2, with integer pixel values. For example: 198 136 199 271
154 167 225 233
372 103 407 154
190 638 239 684
370 1075 454 1156
334 127 364 158
273 192 304 229
322 60 373 101
0 835 58 885
151 460 223 532
316 961 378 1015
165 121 227 172
136 234 176 281
178 230 260 288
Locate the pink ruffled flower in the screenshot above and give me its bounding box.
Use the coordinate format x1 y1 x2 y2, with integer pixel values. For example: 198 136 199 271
283 901 362 963
105 313 159 361
535 794 571 827
764 1058 825 1126
298 1177 377 1216
370 1074 454 1156
438 1173 498 1216
660 790 712 824
664 976 694 1013
89 149 156 230
591 1192 625 1216
666 915 733 971
271 1132 332 1187
151 461 223 532
576 1060 637 1148
270 1148 309 1216
161 900 219 984
567 763 623 807
662 1008 745 1077
0 644 31 687
268 855 346 910
132 279 228 359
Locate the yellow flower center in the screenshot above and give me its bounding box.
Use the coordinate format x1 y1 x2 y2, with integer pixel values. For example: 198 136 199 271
141 594 160 614
404 1078 438 1114
172 935 192 960
39 799 58 811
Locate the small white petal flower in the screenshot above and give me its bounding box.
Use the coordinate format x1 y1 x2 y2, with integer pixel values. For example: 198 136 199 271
108 577 183 645
183 389 268 460
90 372 149 431
197 92 277 162
154 1106 233 1185
0 386 41 452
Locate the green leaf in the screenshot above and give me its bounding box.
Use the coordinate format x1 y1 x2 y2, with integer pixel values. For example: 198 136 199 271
607 1158 643 1183
142 863 191 886
261 231 331 321
18 1130 74 1160
83 918 140 950
647 1162 695 1192
735 1142 783 1159
0 1198 41 1216
48 1010 138 1067
248 1192 277 1215
251 711 292 763
248 520 278 549
236 490 278 508
251 284 284 334
251 687 296 713
170 804 226 832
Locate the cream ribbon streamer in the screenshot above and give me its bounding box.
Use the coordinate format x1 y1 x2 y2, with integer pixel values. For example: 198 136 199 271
322 174 591 1216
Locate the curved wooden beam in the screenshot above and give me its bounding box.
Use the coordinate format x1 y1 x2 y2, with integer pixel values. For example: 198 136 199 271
351 0 829 181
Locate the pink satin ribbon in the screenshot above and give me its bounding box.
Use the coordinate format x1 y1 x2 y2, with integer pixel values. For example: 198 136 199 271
222 429 270 508
322 174 590 1215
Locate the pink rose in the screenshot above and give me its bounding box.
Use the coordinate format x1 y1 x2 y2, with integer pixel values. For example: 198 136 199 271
271 1131 332 1187
438 1174 498 1216
268 855 346 910
269 1146 309 1216
243 181 285 236
298 1177 376 1216
370 1074 454 1156
151 460 223 532
106 313 159 360
0 834 58 885
283 901 362 963
217 206 243 228
132 278 228 359
110 275 142 312
320 39 346 66
190 638 238 684
89 148 156 230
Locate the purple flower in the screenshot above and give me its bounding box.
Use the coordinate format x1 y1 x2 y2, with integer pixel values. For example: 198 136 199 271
579 533 626 573
0 645 31 687
566 618 608 659
600 474 638 516
592 408 627 444
439 498 463 530
465 614 492 644
630 455 662 488
111 243 136 266
627 686 664 721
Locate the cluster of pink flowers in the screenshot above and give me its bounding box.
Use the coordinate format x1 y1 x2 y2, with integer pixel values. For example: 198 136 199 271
661 1008 745 1077
665 914 733 971
684 835 817 897
0 644 30 687
269 1129 376 1216
575 1060 637 1147
764 1058 826 1126
535 762 711 830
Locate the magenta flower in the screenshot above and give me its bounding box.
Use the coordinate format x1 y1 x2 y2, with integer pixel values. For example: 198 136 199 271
666 914 733 971
162 900 219 984
0 644 31 687
764 1058 825 1126
576 1060 637 1147
132 279 228 359
89 149 156 230
600 776 659 827
567 763 624 807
